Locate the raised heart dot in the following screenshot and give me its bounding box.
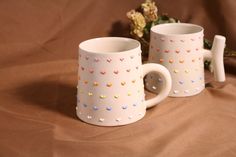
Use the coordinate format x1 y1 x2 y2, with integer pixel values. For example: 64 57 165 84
180 39 185 42
116 118 121 122
160 37 165 41
159 59 164 63
186 50 191 53
88 92 93 96
106 106 112 111
89 69 94 73
185 70 190 73
179 81 184 84
175 50 180 53
120 58 124 61
113 70 119 74
93 82 99 86
100 71 106 75
128 115 133 119
99 95 106 99
126 69 131 72
114 95 119 99
179 60 184 63
122 105 128 110
127 92 131 96
156 48 160 52
84 80 88 84
184 90 189 93
99 118 104 122
93 106 98 111
81 67 85 71
136 66 139 70
192 59 195 62
170 39 174 42
164 50 169 53
174 69 179 73
121 81 126 86
94 58 99 62
130 56 134 59
106 58 112 62
87 115 92 119
132 80 136 83
106 83 112 87
173 90 179 94
169 59 174 63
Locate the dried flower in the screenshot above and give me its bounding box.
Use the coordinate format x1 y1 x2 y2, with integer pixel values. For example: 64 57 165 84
127 10 146 37
141 0 158 22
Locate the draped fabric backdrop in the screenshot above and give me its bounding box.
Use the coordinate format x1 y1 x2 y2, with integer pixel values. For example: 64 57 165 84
0 0 236 157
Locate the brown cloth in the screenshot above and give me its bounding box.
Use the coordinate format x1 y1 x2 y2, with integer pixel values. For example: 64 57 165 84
0 0 236 156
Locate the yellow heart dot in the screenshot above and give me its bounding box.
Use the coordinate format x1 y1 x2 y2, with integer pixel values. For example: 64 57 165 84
106 83 112 87
169 59 174 63
88 92 93 96
185 70 190 73
93 82 99 86
99 95 106 99
121 81 126 86
114 95 119 99
127 92 131 96
174 69 179 73
179 60 184 63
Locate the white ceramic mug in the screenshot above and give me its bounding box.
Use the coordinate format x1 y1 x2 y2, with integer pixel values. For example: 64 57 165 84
77 37 171 126
146 23 226 97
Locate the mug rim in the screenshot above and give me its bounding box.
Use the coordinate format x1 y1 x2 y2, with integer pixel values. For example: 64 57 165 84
151 23 204 36
79 37 141 55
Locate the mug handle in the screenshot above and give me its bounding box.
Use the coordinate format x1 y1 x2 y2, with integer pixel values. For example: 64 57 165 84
142 63 172 108
203 35 226 82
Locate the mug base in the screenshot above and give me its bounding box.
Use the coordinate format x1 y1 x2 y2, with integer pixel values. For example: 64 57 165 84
76 110 146 127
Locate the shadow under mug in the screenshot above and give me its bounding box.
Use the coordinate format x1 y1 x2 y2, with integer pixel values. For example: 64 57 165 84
146 23 226 97
77 37 171 126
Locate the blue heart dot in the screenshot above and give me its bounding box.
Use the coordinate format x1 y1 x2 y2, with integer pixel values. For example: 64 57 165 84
106 106 112 111
93 106 98 110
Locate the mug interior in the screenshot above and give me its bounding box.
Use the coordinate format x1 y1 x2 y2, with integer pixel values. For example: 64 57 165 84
79 37 140 53
151 23 203 35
